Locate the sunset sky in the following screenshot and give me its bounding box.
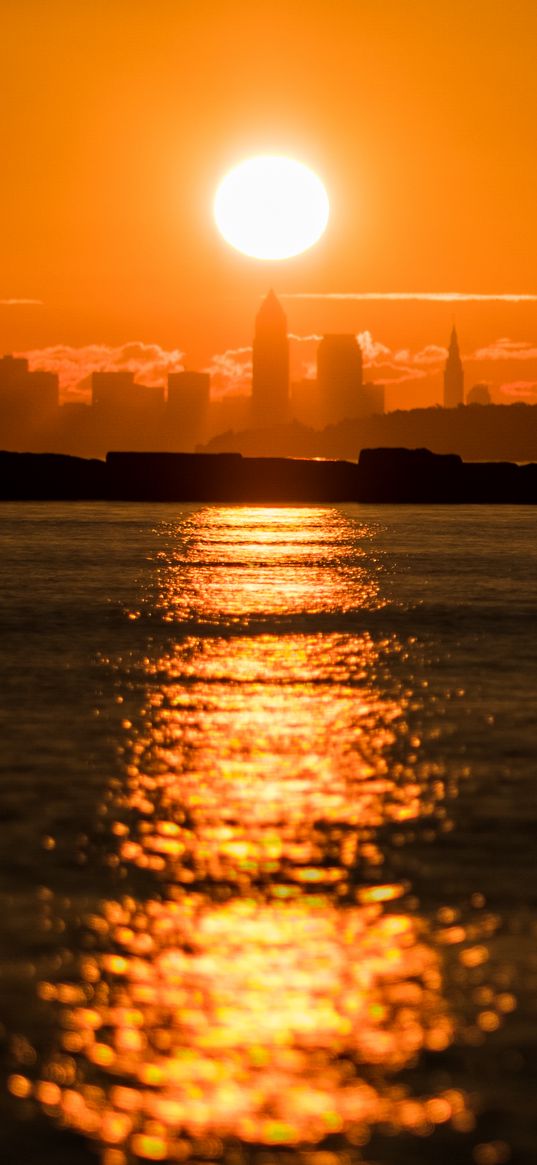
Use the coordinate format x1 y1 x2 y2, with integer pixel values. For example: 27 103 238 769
2 0 537 408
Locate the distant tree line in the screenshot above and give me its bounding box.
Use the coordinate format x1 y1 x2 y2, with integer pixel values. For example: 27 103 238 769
200 403 537 463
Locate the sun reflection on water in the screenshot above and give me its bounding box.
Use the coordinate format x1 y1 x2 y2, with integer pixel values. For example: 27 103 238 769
113 630 440 889
154 508 383 623
31 893 464 1155
12 507 507 1163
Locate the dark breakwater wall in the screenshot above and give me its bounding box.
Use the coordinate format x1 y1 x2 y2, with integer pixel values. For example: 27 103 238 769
106 452 360 502
0 451 107 499
1 447 537 503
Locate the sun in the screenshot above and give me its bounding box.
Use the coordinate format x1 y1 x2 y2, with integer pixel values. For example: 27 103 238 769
214 155 329 261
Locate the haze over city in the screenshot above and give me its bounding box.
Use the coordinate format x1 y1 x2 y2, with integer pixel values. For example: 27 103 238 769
3 286 536 463
3 0 537 421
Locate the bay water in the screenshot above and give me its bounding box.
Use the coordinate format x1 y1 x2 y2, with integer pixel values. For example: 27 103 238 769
0 502 536 1165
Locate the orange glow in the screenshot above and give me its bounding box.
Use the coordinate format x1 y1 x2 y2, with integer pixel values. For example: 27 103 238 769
32 892 469 1153
3 4 537 408
8 1074 32 1099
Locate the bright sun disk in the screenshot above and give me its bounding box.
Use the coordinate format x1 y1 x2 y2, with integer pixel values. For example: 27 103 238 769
214 155 330 261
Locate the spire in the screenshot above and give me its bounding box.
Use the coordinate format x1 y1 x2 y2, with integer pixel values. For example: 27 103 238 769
449 325 460 356
443 325 464 407
256 289 286 326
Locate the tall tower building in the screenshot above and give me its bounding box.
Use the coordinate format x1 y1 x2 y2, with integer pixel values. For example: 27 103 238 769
443 326 464 408
317 334 363 425
251 290 289 428
0 353 59 436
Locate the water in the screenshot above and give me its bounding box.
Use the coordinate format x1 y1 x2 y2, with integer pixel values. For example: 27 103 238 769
0 502 536 1165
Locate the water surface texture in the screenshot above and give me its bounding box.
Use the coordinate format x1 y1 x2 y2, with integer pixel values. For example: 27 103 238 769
0 503 536 1165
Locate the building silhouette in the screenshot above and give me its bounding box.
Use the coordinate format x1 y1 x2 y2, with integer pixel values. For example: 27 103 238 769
0 354 58 413
0 354 59 447
0 354 28 380
443 326 464 408
290 377 321 427
361 381 385 417
317 334 364 424
251 290 289 428
91 371 163 415
91 370 164 449
167 370 210 448
467 382 491 406
91 370 136 410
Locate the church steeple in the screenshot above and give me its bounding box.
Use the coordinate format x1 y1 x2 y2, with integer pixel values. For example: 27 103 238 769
443 325 464 407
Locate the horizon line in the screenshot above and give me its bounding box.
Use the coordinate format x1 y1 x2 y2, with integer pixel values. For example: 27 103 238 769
281 292 537 303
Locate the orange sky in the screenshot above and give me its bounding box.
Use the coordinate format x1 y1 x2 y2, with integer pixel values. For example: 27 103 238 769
2 0 537 408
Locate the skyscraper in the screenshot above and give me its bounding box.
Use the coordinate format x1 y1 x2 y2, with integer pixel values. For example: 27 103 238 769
91 370 135 410
167 371 210 448
0 355 59 412
91 370 164 450
0 354 59 447
251 290 289 428
443 326 464 408
317 334 363 425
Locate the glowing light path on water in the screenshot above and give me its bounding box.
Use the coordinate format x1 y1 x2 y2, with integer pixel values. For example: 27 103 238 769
11 509 511 1164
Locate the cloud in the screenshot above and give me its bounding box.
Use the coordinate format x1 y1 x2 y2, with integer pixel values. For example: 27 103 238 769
20 330 537 407
470 337 537 362
357 330 391 362
407 344 449 366
205 346 252 397
288 329 439 387
282 292 537 303
0 298 43 306
367 363 429 387
351 330 431 386
288 330 428 388
19 341 185 399
498 380 537 399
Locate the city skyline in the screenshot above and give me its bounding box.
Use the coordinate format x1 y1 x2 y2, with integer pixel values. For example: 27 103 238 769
5 296 537 414
4 291 537 466
3 1 537 413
